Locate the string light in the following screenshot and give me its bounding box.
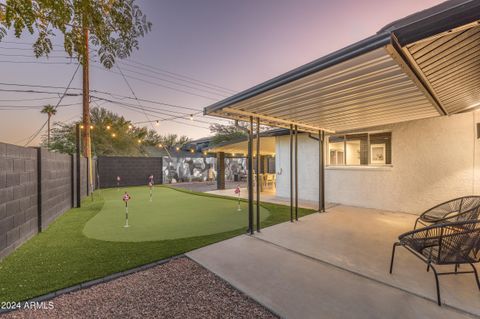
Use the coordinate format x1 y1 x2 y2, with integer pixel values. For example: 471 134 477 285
158 143 163 148
203 151 208 156
80 125 84 129
106 125 111 130
90 125 94 130
111 133 116 138
175 147 180 151
128 124 133 130
190 149 195 153
137 139 142 144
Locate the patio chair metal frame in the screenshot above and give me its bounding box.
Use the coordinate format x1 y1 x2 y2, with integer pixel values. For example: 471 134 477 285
389 218 480 306
414 196 480 229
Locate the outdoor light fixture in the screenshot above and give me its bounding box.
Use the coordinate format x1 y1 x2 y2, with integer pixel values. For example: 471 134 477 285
106 125 111 130
128 125 133 129
90 125 94 129
111 133 116 138
80 125 84 129
137 139 142 144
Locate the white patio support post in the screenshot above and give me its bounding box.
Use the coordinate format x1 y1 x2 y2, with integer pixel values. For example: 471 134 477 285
256 117 261 232
247 116 254 235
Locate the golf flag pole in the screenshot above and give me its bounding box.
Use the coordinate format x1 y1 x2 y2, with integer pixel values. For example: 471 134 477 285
149 182 153 202
123 192 131 228
235 185 241 211
148 175 154 202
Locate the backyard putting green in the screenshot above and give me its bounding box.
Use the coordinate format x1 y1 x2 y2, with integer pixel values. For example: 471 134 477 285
83 186 269 242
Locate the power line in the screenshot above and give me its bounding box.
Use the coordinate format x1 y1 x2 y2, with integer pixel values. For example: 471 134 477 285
124 58 237 94
1 42 235 94
116 63 158 132
91 64 220 101
23 63 81 146
120 60 234 96
110 61 229 98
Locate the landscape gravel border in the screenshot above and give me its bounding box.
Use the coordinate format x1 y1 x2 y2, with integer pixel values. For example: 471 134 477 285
0 254 184 315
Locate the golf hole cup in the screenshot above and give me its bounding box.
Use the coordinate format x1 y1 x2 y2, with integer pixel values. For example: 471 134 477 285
123 192 131 228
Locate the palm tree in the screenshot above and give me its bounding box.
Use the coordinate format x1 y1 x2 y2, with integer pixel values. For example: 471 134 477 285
40 104 57 149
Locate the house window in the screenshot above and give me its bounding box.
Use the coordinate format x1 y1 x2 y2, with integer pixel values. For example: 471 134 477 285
328 135 345 165
328 132 392 166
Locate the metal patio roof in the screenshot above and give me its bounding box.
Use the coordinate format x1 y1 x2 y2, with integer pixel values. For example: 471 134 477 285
204 0 480 133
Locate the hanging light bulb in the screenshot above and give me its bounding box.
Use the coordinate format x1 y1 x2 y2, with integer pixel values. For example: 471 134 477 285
155 120 160 126
111 133 116 138
175 147 180 151
80 125 84 129
137 139 142 144
189 114 193 121
90 125 94 130
158 143 163 148
128 124 133 130
106 125 111 130
190 149 195 153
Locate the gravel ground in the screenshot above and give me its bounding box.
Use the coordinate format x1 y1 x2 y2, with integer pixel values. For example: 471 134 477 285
168 181 247 193
1 258 276 319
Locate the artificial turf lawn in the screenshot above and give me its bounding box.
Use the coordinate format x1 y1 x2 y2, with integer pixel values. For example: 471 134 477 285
0 186 315 302
83 186 269 242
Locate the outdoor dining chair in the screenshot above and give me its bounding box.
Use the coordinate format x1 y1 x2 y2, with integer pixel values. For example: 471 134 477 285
389 217 480 306
414 196 480 229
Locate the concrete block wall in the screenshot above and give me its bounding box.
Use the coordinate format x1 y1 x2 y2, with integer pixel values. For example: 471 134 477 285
40 150 73 230
0 144 38 259
97 156 163 188
0 142 91 259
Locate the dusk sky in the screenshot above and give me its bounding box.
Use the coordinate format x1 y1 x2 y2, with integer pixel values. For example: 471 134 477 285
0 0 445 146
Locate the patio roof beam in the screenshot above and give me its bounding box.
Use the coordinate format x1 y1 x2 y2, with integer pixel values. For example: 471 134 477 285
385 41 447 116
221 107 335 134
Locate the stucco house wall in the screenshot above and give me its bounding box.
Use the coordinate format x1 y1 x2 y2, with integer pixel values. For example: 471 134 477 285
275 111 480 214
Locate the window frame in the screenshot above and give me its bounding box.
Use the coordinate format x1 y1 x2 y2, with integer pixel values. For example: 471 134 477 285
326 130 392 167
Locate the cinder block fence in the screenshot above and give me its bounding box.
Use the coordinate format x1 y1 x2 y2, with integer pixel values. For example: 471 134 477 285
0 142 90 260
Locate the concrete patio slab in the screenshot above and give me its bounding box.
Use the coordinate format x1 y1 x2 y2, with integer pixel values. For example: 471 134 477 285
254 206 480 316
187 205 480 318
187 235 471 319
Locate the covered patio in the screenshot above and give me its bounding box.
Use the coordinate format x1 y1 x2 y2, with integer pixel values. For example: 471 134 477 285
188 206 480 318
198 1 480 317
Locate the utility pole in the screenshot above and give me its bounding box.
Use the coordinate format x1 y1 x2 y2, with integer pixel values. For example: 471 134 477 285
82 22 93 195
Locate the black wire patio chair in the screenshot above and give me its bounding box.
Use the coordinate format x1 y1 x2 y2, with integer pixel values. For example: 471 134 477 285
414 196 480 229
389 217 480 306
